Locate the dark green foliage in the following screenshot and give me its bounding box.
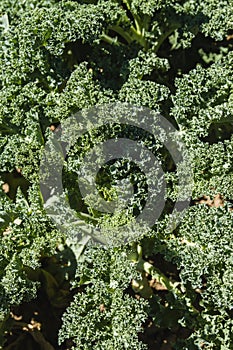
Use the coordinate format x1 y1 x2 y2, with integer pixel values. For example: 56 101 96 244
0 0 233 349
58 246 148 350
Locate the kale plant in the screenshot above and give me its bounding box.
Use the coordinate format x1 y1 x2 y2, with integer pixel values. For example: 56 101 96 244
0 0 233 349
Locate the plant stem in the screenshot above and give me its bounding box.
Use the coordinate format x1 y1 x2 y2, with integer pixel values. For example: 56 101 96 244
109 25 133 44
130 25 148 49
153 26 179 53
100 33 121 46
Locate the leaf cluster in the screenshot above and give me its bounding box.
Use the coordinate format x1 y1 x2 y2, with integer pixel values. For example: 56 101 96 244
0 0 232 349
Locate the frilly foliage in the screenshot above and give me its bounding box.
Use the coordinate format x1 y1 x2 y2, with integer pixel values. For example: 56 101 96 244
59 247 148 350
0 0 232 349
